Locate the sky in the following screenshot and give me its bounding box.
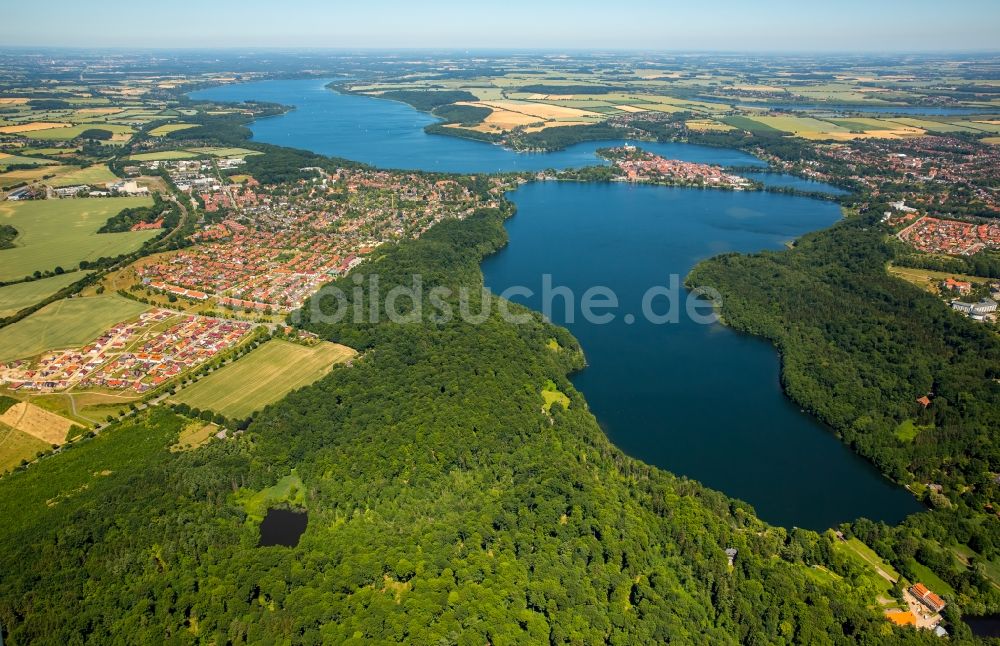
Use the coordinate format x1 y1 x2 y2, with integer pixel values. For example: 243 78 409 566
2 0 998 51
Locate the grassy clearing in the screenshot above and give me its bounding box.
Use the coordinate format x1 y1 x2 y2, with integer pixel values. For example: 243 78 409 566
0 271 91 317
148 123 196 137
173 340 356 420
236 470 306 522
887 264 992 293
170 421 218 452
893 419 931 442
0 295 149 362
907 560 956 597
0 196 156 281
128 150 197 161
47 164 117 187
541 379 570 413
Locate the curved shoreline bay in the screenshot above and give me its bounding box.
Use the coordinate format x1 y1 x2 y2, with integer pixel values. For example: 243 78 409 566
192 79 921 528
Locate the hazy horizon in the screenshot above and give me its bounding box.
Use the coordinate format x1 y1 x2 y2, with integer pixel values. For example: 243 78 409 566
2 0 998 52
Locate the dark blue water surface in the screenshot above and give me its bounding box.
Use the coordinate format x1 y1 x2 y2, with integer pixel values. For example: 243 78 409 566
743 172 849 196
192 78 921 529
192 79 766 173
482 183 919 529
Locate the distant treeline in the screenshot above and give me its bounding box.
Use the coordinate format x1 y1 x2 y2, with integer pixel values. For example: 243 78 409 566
516 84 618 95
379 89 478 112
99 195 179 234
0 224 17 250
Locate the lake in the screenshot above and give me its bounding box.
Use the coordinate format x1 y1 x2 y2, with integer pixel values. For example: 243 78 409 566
482 182 919 528
193 78 922 529
258 508 308 547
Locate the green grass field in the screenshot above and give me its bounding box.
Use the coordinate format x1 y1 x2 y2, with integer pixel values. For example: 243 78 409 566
28 124 134 141
183 147 262 158
173 340 356 419
0 422 49 473
148 123 196 137
0 154 57 170
0 196 156 281
0 271 91 317
48 164 117 187
0 295 149 362
128 150 198 161
907 560 956 597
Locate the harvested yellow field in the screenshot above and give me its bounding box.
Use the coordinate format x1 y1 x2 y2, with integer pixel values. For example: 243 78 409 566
75 108 123 115
734 84 785 92
472 100 600 120
615 105 652 113
0 122 71 134
983 137 1000 145
0 98 28 105
0 402 75 445
630 103 686 113
686 119 735 131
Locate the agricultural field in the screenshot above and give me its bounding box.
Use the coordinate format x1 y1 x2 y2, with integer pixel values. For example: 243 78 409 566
27 123 134 141
0 165 70 189
148 123 196 136
0 421 50 473
0 153 57 170
0 196 157 281
172 339 356 419
47 164 118 187
744 115 923 140
0 401 75 444
0 271 91 318
0 122 69 134
128 150 197 161
0 295 149 362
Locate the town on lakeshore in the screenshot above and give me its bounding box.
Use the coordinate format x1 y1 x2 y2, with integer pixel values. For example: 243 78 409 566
0 39 999 644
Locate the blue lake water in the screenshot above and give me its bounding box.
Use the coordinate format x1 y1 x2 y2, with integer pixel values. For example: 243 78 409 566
743 172 849 196
482 183 919 529
192 79 767 173
192 78 922 529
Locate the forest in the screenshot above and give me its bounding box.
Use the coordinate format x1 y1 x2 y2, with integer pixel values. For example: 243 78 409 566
688 213 1000 618
0 194 945 644
98 194 180 233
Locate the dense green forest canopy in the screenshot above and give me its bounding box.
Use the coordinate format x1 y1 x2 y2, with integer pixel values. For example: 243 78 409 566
377 89 479 112
98 194 180 233
0 196 937 644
